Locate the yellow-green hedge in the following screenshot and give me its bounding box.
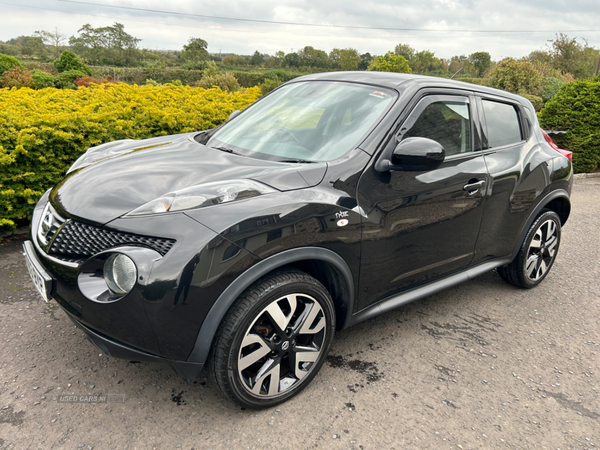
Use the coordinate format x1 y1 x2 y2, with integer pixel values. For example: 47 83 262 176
0 83 261 230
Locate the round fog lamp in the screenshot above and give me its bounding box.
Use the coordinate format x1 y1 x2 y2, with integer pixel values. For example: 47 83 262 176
104 254 137 296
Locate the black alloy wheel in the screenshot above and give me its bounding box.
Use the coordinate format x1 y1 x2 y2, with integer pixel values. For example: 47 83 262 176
498 210 562 289
209 270 336 409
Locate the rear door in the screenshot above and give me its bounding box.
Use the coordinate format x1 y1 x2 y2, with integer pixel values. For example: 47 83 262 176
472 95 549 263
356 91 489 310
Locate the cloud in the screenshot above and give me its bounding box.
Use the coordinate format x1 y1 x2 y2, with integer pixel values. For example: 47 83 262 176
0 0 598 59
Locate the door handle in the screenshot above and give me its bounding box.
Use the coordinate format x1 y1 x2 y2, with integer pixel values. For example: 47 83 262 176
463 180 485 195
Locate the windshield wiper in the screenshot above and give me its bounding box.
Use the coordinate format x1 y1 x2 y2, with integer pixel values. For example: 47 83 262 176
278 158 315 164
209 146 243 156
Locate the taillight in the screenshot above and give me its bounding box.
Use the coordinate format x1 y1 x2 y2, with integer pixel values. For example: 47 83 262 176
542 129 572 162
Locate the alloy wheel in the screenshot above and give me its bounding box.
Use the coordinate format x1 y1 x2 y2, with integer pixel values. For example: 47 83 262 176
237 293 326 398
525 219 558 281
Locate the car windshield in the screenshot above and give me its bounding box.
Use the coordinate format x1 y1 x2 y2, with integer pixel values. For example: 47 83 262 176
206 81 396 162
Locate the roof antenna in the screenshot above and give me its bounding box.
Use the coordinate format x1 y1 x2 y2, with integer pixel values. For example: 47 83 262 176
450 67 463 80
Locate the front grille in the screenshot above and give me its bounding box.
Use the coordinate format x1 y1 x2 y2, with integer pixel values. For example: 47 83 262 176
48 220 176 258
38 204 66 246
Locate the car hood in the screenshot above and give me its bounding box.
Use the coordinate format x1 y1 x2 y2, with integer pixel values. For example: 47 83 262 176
50 133 327 225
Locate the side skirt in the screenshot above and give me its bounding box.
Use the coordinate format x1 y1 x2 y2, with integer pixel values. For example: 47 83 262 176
347 258 512 328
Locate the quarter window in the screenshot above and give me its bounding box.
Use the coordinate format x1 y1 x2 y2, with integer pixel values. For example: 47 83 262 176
482 100 522 148
403 101 472 155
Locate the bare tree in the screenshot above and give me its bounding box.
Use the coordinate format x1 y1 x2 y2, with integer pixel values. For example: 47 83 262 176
34 28 67 59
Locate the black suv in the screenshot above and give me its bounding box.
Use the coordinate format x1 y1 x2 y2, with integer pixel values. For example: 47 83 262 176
24 72 572 408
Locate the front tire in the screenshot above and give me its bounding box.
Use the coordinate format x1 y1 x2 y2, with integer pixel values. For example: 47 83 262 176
209 270 336 409
498 210 561 289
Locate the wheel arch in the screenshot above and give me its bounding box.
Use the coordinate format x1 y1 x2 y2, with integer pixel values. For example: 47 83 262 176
510 189 570 259
544 196 570 225
186 247 355 364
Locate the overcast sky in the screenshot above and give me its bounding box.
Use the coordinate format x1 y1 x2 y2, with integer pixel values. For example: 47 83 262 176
1 0 598 60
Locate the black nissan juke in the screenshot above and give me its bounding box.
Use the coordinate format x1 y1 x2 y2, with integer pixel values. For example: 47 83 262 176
24 72 573 408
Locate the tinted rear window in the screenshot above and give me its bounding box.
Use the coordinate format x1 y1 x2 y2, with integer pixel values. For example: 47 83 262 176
482 100 522 148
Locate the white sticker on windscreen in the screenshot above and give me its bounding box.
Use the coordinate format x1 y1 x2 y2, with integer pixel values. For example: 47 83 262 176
369 90 389 99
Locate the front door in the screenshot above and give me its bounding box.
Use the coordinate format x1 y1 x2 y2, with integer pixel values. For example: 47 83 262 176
356 93 488 310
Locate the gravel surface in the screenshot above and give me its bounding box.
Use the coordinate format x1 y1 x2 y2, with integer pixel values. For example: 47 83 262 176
0 178 598 450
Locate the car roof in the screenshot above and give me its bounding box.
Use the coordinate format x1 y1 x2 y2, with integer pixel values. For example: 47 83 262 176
293 71 528 105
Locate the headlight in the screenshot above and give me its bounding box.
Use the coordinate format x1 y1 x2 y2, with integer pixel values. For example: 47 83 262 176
125 180 276 216
104 254 137 296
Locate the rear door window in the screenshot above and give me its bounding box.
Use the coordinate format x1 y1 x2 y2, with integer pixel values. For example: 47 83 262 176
482 100 522 148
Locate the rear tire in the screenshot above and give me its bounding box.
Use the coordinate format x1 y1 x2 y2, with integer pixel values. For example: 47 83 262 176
208 270 336 409
498 210 561 289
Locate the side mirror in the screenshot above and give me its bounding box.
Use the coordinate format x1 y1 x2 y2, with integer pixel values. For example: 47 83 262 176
228 110 241 121
376 137 445 172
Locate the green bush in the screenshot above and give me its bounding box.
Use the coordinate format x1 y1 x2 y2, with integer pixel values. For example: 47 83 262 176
367 52 411 73
541 77 565 103
538 80 600 173
488 58 542 96
0 53 23 76
196 72 240 92
54 51 92 76
522 94 544 111
260 76 283 95
31 69 56 89
0 83 261 230
455 77 489 87
180 60 209 71
1 66 33 88
90 66 205 86
54 70 87 89
231 70 304 88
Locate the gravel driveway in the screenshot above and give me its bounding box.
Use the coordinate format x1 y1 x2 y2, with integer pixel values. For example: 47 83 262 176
0 178 598 450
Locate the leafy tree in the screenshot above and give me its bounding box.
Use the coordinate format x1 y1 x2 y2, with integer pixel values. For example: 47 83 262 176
449 55 474 77
528 49 553 65
359 52 373 70
548 33 599 79
469 52 491 77
0 43 20 56
297 46 329 68
265 51 285 68
70 23 141 66
329 48 361 70
284 52 301 68
367 52 411 73
0 53 23 76
488 57 542 96
34 28 66 59
182 37 209 64
411 50 442 74
250 50 265 66
20 36 47 59
1 36 46 59
54 50 92 76
222 54 247 66
394 43 415 62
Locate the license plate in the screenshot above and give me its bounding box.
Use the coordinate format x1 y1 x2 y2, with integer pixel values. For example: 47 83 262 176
23 241 54 302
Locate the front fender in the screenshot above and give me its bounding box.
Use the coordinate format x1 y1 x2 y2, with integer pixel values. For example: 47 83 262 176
186 246 354 364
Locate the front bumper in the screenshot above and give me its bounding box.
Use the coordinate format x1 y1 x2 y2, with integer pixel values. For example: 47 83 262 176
69 314 204 381
28 192 256 363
